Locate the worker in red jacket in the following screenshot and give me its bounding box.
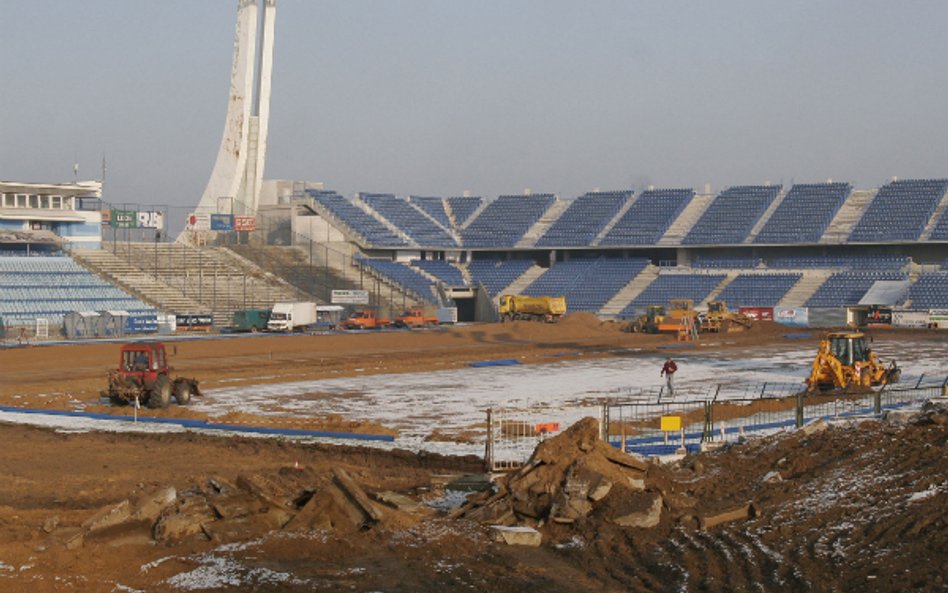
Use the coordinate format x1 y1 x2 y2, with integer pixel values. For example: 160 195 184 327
661 357 678 397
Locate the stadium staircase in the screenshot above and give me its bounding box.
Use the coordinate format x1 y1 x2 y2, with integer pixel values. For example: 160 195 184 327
657 193 714 246
516 199 570 248
592 194 637 245
777 270 833 307
76 243 302 328
495 265 547 303
701 274 737 303
919 189 948 240
820 189 876 243
71 248 205 316
354 195 416 245
598 265 660 317
744 189 788 243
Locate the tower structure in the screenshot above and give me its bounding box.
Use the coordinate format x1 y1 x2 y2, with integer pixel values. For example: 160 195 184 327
192 0 276 224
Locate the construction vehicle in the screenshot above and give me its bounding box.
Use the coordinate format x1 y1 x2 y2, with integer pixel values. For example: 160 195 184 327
344 309 391 330
393 308 438 328
629 305 665 333
102 342 201 408
700 301 753 333
806 332 901 392
498 295 567 322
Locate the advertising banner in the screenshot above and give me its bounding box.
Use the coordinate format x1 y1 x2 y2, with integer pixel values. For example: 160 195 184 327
186 213 211 231
892 311 932 329
774 307 809 327
234 215 257 232
110 209 138 228
927 309 948 329
137 211 164 230
739 307 773 321
331 289 370 305
210 214 234 231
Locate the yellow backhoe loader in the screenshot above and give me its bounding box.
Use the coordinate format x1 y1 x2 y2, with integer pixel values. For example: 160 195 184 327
806 332 900 392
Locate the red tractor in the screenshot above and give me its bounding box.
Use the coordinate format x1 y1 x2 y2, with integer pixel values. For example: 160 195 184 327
102 342 201 408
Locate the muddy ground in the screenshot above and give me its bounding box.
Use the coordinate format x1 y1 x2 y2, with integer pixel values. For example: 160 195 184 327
0 316 945 592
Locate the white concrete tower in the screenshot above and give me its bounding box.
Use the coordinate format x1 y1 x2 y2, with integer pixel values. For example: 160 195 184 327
193 0 276 220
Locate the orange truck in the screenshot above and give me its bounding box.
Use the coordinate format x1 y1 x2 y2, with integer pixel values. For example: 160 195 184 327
393 308 438 328
343 309 391 330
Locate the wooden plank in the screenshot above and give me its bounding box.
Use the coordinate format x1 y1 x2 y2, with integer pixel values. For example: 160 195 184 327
333 468 383 523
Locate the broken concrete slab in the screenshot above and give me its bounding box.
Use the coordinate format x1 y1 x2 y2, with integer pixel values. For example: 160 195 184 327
371 491 423 512
50 527 84 551
333 468 383 523
700 502 757 529
131 486 177 523
612 494 663 528
81 500 131 532
801 418 829 436
42 515 60 534
490 525 542 547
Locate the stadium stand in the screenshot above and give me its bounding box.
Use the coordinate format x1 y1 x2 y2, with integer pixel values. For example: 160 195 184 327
908 273 948 308
753 182 851 244
849 178 948 242
619 273 726 316
805 272 908 307
683 185 781 245
691 257 763 269
524 257 649 312
408 196 452 228
926 204 948 241
535 191 630 247
715 273 802 308
446 196 484 226
360 193 457 248
0 255 155 324
460 194 556 248
307 190 409 248
467 259 534 297
411 259 467 286
768 255 910 269
599 189 693 246
355 258 438 304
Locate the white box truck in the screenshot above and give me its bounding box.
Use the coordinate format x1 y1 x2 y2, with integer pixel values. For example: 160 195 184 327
267 302 318 332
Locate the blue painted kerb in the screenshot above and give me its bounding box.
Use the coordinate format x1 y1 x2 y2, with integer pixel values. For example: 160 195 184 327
0 405 395 442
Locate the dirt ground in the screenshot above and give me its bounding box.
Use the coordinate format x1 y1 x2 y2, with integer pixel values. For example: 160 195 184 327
0 316 945 592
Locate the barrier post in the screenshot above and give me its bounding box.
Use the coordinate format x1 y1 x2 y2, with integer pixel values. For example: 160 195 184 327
795 391 804 428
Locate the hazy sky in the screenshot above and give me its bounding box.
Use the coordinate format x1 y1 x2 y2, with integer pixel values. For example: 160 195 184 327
3 0 948 211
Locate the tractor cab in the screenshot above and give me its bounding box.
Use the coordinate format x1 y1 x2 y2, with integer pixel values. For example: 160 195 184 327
826 332 870 366
118 343 169 380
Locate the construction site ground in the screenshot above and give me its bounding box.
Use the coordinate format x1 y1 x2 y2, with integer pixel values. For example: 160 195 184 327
0 316 945 592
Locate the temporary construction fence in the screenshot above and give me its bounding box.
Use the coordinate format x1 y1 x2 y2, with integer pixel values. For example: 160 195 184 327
486 378 947 470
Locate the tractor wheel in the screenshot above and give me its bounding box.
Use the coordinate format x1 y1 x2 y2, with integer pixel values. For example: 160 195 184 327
173 381 192 405
148 376 172 409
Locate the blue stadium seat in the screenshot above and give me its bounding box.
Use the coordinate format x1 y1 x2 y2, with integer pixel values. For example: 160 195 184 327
806 272 907 307
0 255 156 325
307 190 409 248
600 188 693 246
536 191 630 247
355 258 438 304
754 182 851 244
467 259 534 296
523 257 649 313
715 274 801 308
461 194 556 248
849 179 948 242
360 193 457 248
683 185 781 245
619 273 726 317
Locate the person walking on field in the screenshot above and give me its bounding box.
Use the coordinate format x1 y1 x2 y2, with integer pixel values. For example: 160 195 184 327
661 357 678 397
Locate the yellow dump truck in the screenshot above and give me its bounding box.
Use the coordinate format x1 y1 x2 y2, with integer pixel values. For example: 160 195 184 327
498 295 567 322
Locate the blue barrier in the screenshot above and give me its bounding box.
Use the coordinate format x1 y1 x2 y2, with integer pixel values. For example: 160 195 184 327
467 359 521 368
0 405 394 442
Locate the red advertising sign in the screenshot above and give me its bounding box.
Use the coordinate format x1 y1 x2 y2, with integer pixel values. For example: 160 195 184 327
739 307 774 321
234 215 257 232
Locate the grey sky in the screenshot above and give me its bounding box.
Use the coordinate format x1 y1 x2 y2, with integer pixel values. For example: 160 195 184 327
2 1 948 212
